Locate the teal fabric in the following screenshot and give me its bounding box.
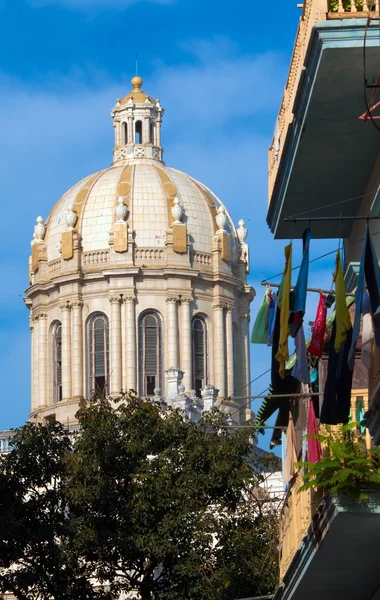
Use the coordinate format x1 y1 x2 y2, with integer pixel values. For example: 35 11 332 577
251 288 270 344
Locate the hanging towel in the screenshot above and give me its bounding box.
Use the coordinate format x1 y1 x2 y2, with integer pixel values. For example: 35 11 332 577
289 228 311 338
284 412 297 485
292 325 309 384
363 226 380 347
348 226 369 368
251 287 271 344
307 400 322 464
334 250 351 353
321 320 353 425
276 244 292 378
362 312 374 369
308 292 327 358
267 293 278 347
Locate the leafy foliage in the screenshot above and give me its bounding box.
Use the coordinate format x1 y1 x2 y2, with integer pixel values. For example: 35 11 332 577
0 396 280 599
297 423 380 503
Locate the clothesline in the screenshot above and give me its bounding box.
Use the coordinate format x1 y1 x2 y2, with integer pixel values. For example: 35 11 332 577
229 392 322 401
220 425 307 430
260 281 353 297
285 215 380 223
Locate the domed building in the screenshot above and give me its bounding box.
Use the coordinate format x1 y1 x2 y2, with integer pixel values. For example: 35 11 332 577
25 76 254 426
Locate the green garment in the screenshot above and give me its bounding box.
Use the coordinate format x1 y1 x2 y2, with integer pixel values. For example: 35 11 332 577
251 287 271 344
334 249 351 352
276 244 292 379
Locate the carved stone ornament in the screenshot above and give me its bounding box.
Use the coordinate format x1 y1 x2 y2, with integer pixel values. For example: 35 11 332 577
171 197 184 224
65 204 78 230
237 219 248 243
115 197 128 223
215 206 227 232
34 216 46 243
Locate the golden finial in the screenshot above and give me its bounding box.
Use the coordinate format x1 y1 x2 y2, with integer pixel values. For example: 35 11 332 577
131 76 143 91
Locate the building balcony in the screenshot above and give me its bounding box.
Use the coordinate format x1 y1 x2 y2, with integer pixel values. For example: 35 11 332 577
276 487 380 599
267 0 380 239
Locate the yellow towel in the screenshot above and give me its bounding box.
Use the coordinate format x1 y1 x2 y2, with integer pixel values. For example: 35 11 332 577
334 249 351 352
276 244 292 378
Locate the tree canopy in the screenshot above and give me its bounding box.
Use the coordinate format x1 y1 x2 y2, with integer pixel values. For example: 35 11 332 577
0 396 279 599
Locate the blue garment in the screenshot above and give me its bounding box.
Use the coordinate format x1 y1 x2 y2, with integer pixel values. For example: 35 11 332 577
290 228 311 338
349 226 380 369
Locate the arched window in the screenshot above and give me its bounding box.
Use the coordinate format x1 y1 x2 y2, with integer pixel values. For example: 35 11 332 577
52 322 62 404
124 122 128 144
139 311 162 396
150 121 155 144
135 120 142 144
192 316 207 397
88 313 109 398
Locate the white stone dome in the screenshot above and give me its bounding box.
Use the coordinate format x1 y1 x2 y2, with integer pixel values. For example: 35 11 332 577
46 160 236 262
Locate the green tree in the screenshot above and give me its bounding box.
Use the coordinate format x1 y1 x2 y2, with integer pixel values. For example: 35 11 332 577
0 396 279 599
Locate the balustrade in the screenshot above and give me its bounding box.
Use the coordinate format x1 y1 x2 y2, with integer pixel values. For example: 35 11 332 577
268 0 379 203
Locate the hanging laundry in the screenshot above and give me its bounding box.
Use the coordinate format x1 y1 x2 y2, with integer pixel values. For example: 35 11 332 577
276 244 292 378
284 412 297 485
321 320 354 425
267 293 278 347
251 286 271 344
308 292 327 358
271 307 299 425
334 249 351 353
362 226 380 347
289 228 311 338
362 312 374 369
348 226 370 368
292 325 309 384
307 400 322 464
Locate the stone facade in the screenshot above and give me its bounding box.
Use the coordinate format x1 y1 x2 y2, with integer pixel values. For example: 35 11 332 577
25 76 255 426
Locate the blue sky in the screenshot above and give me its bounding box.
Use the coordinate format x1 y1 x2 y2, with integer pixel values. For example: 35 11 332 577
0 0 338 450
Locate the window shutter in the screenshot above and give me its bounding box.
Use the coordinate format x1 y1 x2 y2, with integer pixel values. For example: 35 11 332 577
145 316 157 375
194 327 205 379
56 326 62 387
94 318 106 377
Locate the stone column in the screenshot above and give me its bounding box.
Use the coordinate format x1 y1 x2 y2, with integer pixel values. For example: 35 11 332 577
213 303 226 398
180 298 192 391
72 301 84 400
144 115 150 144
30 316 38 412
156 118 161 147
127 116 133 144
38 312 48 407
109 295 123 396
60 301 72 402
240 313 251 421
166 297 179 369
125 295 137 392
226 305 235 398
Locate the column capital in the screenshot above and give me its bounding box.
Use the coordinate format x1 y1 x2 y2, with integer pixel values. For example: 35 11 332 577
213 302 226 311
166 296 179 304
59 300 72 311
36 311 48 320
109 294 123 305
72 300 84 309
226 302 235 312
180 297 193 305
124 294 136 303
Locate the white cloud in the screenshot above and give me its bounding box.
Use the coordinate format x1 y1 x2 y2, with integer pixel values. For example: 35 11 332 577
29 0 172 9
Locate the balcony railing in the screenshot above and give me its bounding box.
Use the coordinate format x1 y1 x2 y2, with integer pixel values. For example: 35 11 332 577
0 431 14 454
268 0 380 204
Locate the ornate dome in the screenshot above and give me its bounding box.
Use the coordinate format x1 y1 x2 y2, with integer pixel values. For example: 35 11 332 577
26 75 253 429
45 161 237 262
